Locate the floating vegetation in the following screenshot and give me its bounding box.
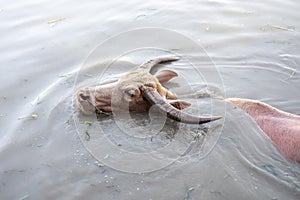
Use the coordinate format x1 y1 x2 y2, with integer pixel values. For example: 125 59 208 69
128 71 139 75
18 114 38 120
31 114 38 118
95 161 105 167
85 130 90 141
19 194 30 200
58 73 74 87
84 73 94 77
58 73 71 78
82 120 93 125
169 48 181 51
114 188 121 193
80 120 93 141
289 69 296 78
98 163 105 167
31 96 43 105
48 18 65 24
284 68 297 80
183 187 194 200
270 25 295 32
66 78 74 86
65 114 74 125
135 14 147 20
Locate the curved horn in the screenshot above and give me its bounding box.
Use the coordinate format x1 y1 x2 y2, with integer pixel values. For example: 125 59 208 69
141 86 222 124
138 56 180 71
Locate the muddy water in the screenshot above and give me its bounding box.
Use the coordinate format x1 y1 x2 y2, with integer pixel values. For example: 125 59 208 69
1 0 300 199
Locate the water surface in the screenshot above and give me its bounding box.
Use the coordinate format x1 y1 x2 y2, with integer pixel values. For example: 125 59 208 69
0 0 299 199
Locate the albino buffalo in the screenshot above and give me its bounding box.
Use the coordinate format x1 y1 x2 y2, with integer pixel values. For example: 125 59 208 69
76 56 221 124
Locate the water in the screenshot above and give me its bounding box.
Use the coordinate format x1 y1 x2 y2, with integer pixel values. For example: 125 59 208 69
1 0 300 199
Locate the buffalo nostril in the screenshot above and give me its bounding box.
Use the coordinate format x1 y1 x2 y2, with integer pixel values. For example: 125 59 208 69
79 93 90 101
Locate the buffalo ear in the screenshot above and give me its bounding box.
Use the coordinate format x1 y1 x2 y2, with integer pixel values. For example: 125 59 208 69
169 100 192 110
155 70 178 83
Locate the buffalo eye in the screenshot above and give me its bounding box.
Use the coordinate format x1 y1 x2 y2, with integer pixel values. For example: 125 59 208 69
125 90 136 98
80 93 90 101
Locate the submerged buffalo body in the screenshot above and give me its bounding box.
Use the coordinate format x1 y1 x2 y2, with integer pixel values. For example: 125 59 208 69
76 56 222 124
227 98 300 164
